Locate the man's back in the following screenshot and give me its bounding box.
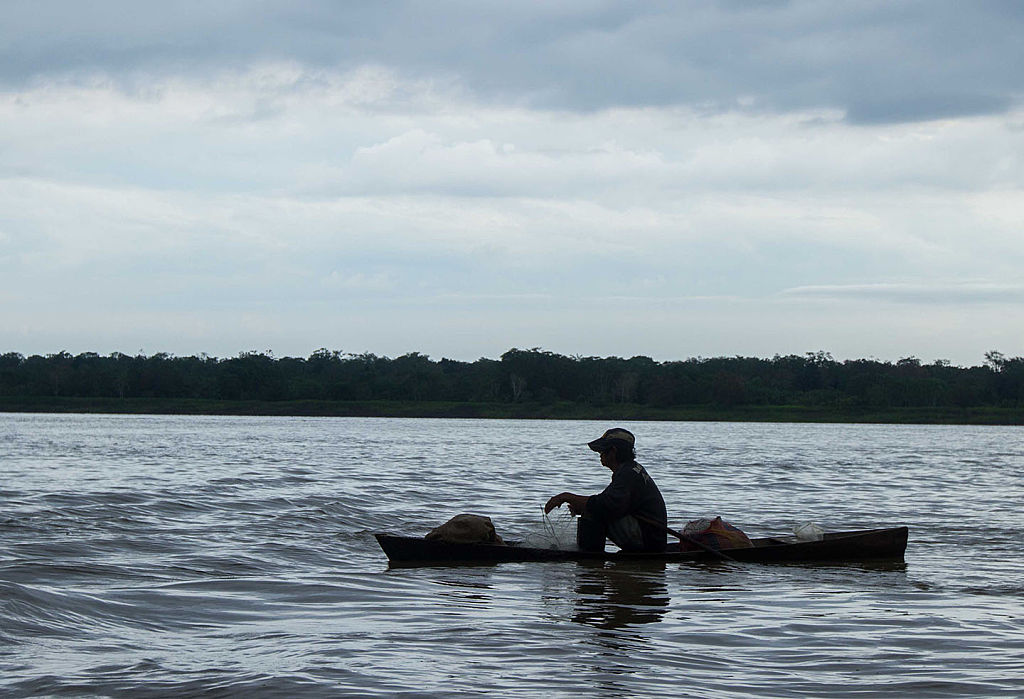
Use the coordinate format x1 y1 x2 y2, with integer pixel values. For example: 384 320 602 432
587 460 667 551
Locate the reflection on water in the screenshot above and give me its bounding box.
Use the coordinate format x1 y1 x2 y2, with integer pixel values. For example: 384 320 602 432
571 561 670 630
431 574 495 608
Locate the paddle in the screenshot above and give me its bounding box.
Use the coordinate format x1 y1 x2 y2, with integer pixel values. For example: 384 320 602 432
635 514 737 562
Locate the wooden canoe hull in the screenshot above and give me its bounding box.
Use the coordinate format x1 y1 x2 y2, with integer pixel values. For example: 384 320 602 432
375 526 909 567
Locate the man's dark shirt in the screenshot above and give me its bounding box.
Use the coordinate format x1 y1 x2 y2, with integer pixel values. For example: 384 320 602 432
585 460 667 552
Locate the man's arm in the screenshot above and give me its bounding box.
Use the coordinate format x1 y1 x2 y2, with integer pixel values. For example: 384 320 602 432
544 492 590 516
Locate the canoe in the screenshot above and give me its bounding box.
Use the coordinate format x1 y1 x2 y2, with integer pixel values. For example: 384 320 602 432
375 526 908 567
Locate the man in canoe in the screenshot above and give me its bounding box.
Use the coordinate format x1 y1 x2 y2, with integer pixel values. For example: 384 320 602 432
545 428 668 553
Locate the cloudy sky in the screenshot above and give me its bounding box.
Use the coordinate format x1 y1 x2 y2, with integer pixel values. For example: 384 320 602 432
2 1 1023 365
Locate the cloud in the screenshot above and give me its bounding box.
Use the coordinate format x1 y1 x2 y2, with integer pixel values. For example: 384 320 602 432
2 5 1023 365
3 67 1022 294
845 94 1013 126
780 282 1024 305
7 63 1023 204
2 1 1023 123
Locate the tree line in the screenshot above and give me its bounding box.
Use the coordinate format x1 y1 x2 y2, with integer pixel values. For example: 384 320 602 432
1 348 1023 410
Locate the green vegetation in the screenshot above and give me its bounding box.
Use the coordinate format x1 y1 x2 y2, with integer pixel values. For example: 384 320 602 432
1 348 1023 424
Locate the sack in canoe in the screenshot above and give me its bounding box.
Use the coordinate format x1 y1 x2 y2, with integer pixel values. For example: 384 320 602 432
425 514 506 545
679 516 752 551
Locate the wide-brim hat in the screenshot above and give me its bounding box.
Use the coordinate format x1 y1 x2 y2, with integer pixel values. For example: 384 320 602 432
588 428 635 452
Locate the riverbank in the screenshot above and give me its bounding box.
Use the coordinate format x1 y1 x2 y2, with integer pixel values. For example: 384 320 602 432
1 396 1022 424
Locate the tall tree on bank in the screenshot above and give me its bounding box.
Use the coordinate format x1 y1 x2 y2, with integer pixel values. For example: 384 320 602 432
0 348 1021 410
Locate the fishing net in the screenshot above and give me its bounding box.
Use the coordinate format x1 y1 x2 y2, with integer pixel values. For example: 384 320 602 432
521 507 578 550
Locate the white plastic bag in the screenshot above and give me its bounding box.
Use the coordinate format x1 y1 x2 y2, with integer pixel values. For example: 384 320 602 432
794 522 825 541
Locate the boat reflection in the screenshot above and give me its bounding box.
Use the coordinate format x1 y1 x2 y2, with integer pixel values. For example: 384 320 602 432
570 560 670 630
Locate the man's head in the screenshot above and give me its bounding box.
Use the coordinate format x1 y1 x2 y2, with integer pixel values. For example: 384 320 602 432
587 428 636 468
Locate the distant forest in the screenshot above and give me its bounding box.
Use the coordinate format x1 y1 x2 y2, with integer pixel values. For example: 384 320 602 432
2 348 1023 413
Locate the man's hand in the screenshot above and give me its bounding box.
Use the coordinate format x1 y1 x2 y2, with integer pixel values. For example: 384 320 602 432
544 493 567 514
565 494 589 516
545 492 589 515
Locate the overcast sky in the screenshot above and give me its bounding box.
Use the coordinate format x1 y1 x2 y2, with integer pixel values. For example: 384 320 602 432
2 1 1023 365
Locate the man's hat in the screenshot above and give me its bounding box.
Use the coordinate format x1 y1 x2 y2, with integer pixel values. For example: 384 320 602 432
588 428 635 452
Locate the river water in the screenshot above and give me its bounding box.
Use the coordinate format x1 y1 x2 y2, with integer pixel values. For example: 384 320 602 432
2 414 1023 697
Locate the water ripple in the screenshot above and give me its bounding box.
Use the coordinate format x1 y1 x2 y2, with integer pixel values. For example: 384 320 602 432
2 415 1024 697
